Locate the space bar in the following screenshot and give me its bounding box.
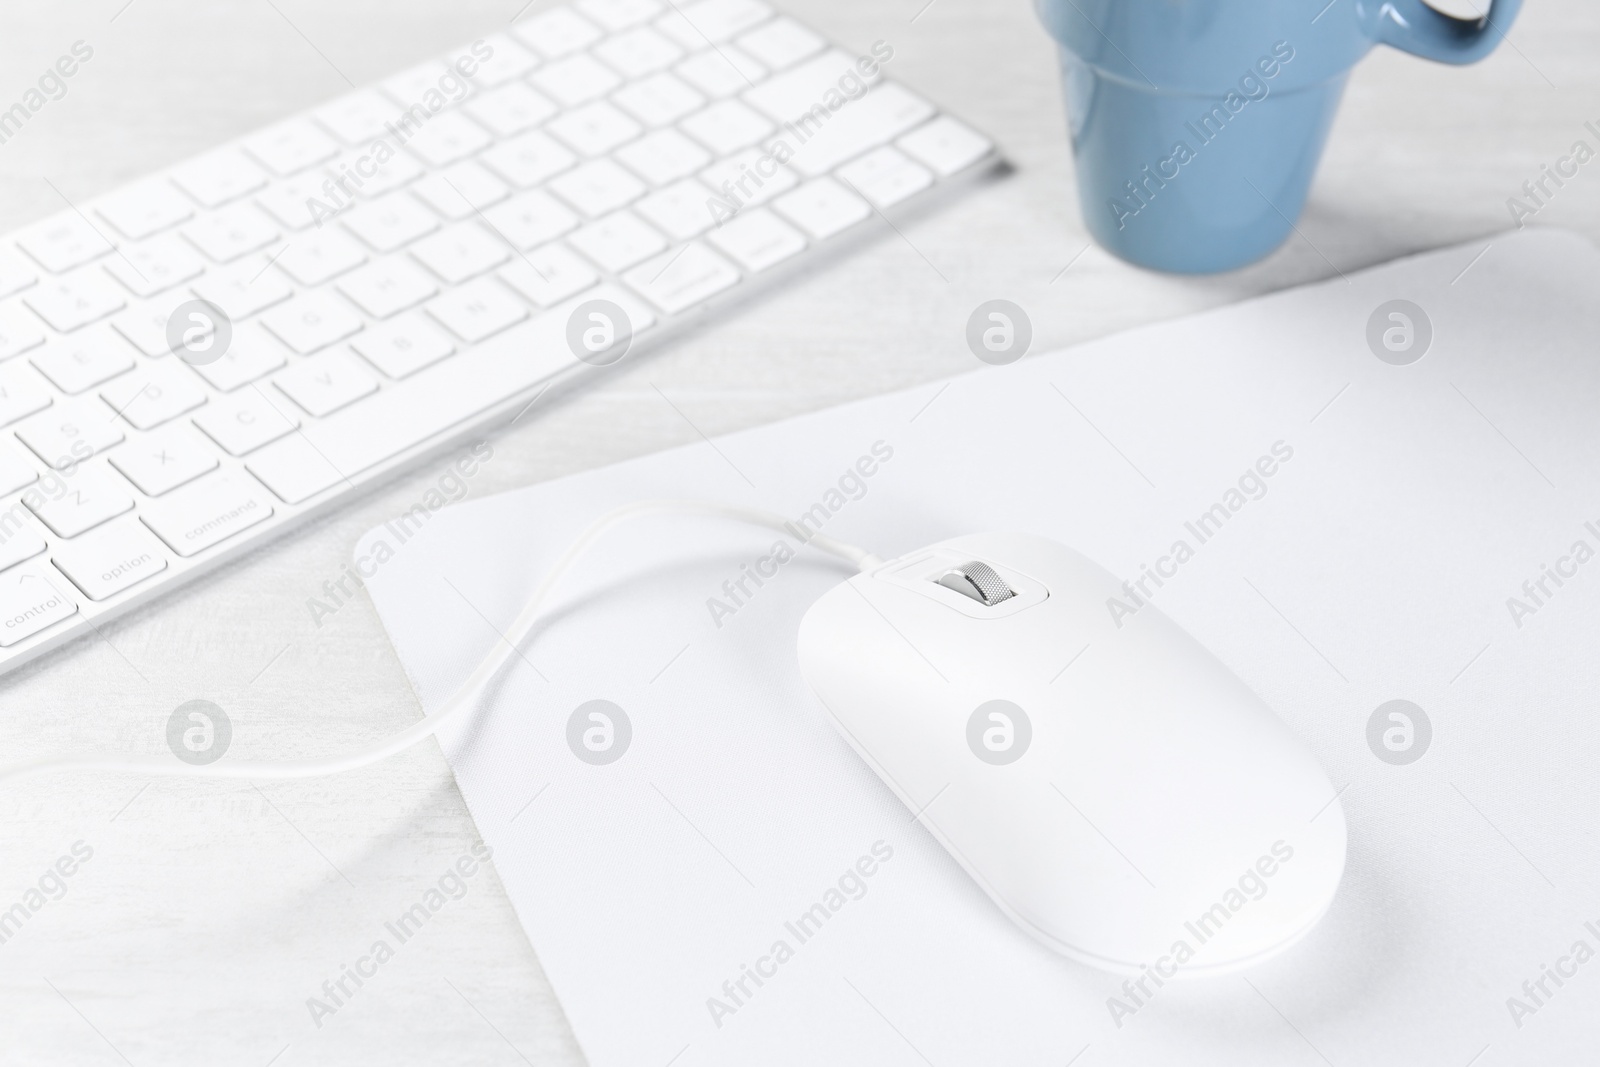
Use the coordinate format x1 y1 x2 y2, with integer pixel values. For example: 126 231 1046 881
246 286 654 504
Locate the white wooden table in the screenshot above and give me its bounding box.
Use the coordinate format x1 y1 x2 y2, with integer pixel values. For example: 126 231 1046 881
0 0 1593 1063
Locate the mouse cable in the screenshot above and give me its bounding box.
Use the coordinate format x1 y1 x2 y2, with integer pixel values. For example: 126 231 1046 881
0 499 884 786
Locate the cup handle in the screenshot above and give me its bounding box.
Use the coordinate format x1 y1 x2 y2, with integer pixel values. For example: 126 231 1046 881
1374 0 1523 64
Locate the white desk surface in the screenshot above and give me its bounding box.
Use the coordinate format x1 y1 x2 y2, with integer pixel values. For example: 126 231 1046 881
0 1 1594 1063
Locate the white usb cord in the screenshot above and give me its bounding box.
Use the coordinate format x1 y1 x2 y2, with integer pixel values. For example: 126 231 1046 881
0 500 884 785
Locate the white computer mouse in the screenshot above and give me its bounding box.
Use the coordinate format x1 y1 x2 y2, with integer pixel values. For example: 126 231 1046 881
796 532 1346 977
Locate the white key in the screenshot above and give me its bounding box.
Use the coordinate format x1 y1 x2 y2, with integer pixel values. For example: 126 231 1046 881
576 0 663 30
170 150 270 208
109 423 219 496
16 214 116 273
329 147 426 199
340 193 440 253
0 440 39 497
182 203 281 263
0 517 47 571
773 176 871 238
0 362 53 427
101 234 206 297
837 146 933 208
110 290 200 358
246 285 654 503
24 270 126 332
482 190 579 251
425 278 529 342
548 160 647 217
410 223 511 285
480 130 576 189
0 250 38 299
897 115 994 177
568 210 667 272
615 128 711 185
498 244 599 306
547 102 643 157
255 172 341 232
675 48 766 98
383 61 475 110
472 33 541 86
141 471 275 557
735 17 824 70
100 361 208 431
594 28 683 78
275 229 368 286
52 521 169 600
636 179 718 239
315 89 403 145
659 0 772 45
743 50 882 123
532 55 622 107
465 83 557 138
699 148 797 206
186 326 288 392
190 256 295 321
243 120 341 177
27 464 134 539
15 396 125 469
192 387 300 455
350 313 456 379
409 161 511 221
613 73 705 128
31 329 138 395
706 206 805 271
0 305 47 361
336 255 439 318
623 241 738 314
274 350 378 417
260 292 364 355
94 181 195 241
783 85 936 177
0 565 76 646
405 111 494 168
511 8 603 58
681 99 773 155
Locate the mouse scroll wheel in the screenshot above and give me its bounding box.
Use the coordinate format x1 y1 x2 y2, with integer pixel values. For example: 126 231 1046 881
936 562 1016 606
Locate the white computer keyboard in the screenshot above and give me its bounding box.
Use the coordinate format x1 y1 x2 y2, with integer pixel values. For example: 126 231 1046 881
0 0 997 676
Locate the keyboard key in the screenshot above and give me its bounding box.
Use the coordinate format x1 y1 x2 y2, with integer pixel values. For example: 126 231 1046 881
409 161 512 221
568 210 667 271
189 256 295 320
275 229 368 286
735 16 824 70
16 214 115 273
27 463 134 538
547 102 642 157
660 0 772 45
533 54 622 107
783 84 936 177
340 192 440 253
472 34 541 86
498 243 599 306
0 250 38 300
549 159 647 217
674 48 766 98
837 146 933 208
112 290 210 358
192 387 300 455
706 206 804 271
615 128 711 185
0 440 39 496
405 111 494 168
613 73 704 128
0 305 47 361
186 325 288 392
23 270 127 332
465 83 558 138
482 190 579 251
411 223 513 286
0 361 53 427
31 329 138 395
680 99 773 155
382 61 475 110
102 234 206 297
330 147 425 198
141 471 275 556
480 130 577 188
336 255 439 318
274 350 379 417
95 180 195 241
100 360 208 430
0 519 47 572
255 171 341 232
744 50 881 123
0 564 77 646
260 292 364 354
109 422 219 496
170 150 270 208
511 8 602 58
182 202 281 263
636 179 718 239
425 277 529 342
594 27 683 78
773 176 871 239
15 396 125 469
623 241 738 314
577 0 663 30
350 313 456 378
699 148 797 206
315 89 403 145
52 521 169 600
243 120 341 177
897 115 994 177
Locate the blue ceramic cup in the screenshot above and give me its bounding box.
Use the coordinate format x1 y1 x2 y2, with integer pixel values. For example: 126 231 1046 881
1037 0 1522 273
